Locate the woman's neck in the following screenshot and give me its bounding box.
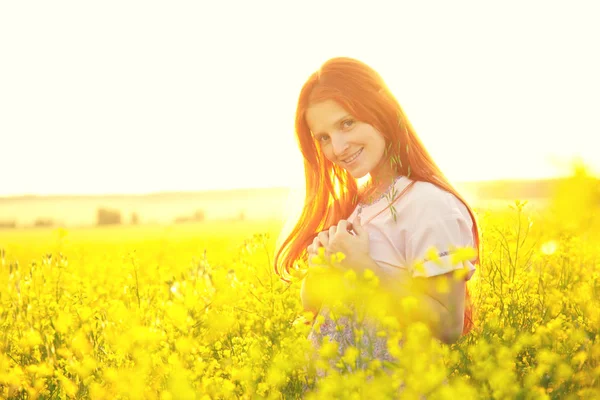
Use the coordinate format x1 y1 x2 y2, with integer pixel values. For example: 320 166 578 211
369 160 402 187
359 173 404 204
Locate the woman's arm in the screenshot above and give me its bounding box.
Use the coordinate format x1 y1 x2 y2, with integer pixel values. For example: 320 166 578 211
300 271 323 316
301 231 336 316
353 254 465 344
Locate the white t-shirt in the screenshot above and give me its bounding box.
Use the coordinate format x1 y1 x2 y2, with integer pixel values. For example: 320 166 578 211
347 176 477 281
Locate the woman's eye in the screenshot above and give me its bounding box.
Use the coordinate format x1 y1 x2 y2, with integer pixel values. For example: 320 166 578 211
342 119 355 129
317 135 330 143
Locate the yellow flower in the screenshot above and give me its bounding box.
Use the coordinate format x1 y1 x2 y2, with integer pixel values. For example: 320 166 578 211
72 331 93 357
401 296 419 313
452 265 470 280
555 362 573 381
571 351 587 368
425 246 443 265
289 266 307 280
266 368 286 388
450 246 477 265
54 311 74 334
412 261 426 274
343 269 357 282
21 329 42 349
331 251 346 264
319 338 339 360
341 346 359 366
435 277 450 294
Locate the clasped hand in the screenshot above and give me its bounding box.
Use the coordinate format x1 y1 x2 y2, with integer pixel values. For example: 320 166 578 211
306 219 370 272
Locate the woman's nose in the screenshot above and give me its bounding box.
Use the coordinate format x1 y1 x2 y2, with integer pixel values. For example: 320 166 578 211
331 134 349 158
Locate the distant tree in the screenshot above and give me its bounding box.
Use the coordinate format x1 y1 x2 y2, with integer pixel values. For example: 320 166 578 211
238 210 246 221
33 218 55 228
0 220 16 229
130 212 140 225
97 208 122 226
174 209 206 224
174 215 190 224
193 209 205 222
551 159 600 233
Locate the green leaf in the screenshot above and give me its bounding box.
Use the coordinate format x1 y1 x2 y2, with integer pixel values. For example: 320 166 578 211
385 142 392 156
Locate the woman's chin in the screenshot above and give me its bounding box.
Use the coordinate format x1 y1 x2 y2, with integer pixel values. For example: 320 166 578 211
346 168 369 179
337 160 369 179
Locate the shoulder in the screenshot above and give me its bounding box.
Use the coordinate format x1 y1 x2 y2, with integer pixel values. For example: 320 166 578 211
402 179 471 225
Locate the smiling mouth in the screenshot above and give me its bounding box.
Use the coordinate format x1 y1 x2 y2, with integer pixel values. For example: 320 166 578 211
342 148 363 164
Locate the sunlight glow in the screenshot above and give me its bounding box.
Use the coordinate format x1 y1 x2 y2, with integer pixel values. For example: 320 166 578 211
1 1 598 196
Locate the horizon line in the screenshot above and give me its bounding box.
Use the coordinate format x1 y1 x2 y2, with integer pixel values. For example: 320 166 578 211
0 175 577 200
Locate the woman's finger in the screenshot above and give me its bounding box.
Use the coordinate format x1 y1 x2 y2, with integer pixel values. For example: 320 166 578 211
337 219 348 234
312 236 322 250
328 225 336 239
317 231 329 247
351 221 365 236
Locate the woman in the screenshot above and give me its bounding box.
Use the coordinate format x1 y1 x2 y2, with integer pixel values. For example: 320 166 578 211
274 57 480 375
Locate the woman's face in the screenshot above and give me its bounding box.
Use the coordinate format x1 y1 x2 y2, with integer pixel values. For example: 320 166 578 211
305 99 388 180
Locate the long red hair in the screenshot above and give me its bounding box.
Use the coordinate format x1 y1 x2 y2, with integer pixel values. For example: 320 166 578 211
274 57 480 336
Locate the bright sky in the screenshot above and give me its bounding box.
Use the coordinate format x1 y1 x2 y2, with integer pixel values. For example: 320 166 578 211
1 0 598 196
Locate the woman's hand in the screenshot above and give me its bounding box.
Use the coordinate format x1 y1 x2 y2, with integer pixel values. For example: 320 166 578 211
324 220 371 272
306 235 325 268
307 220 371 270
302 220 374 313
307 224 349 265
303 233 335 312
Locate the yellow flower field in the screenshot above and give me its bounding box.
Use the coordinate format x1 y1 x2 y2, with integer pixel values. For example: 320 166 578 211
1 184 599 398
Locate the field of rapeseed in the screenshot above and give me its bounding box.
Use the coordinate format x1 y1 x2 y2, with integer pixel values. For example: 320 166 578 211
1 178 599 398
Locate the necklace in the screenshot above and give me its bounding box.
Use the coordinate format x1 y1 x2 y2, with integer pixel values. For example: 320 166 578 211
354 178 417 227
356 175 405 220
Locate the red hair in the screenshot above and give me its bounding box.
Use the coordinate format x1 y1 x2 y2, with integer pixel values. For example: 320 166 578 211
274 57 480 336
